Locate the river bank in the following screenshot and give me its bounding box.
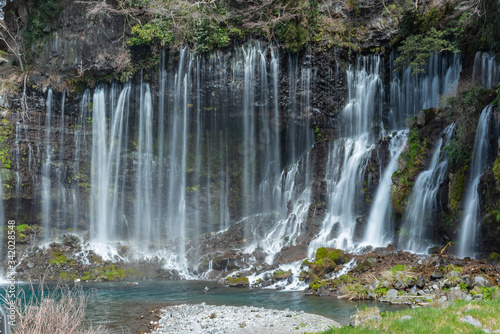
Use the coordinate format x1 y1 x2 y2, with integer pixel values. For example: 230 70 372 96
149 303 341 334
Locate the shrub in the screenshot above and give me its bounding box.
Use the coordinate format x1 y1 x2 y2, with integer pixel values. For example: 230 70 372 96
3 283 108 334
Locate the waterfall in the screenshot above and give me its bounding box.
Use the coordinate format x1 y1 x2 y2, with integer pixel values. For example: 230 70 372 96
399 123 456 253
89 84 130 249
41 89 53 241
472 52 500 89
17 44 304 271
6 45 472 273
72 89 91 232
389 52 462 129
361 131 408 247
458 104 494 258
309 52 461 254
309 55 383 253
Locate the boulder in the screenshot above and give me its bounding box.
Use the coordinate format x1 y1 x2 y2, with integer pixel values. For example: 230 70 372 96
386 289 398 299
274 269 293 280
228 276 249 288
472 276 491 288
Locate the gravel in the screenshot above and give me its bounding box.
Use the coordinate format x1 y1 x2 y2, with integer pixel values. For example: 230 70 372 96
151 303 341 334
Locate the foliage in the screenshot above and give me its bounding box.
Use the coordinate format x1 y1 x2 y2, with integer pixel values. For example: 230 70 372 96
315 126 322 141
127 19 174 47
374 285 388 297
456 0 500 54
16 224 31 232
22 0 63 50
394 28 459 74
276 20 309 53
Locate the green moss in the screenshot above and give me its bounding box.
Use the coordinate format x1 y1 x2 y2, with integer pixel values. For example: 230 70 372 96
391 129 428 214
227 276 249 284
301 259 312 267
449 165 468 212
309 275 327 290
493 157 500 187
327 249 345 264
440 264 463 273
0 120 14 170
315 247 328 261
50 251 74 266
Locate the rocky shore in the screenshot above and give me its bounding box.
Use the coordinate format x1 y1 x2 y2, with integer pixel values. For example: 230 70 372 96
150 303 341 334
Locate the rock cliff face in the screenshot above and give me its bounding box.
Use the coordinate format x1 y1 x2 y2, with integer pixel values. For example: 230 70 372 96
0 0 499 278
4 0 129 87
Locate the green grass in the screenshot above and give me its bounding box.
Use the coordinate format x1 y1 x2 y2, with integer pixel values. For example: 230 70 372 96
317 293 500 333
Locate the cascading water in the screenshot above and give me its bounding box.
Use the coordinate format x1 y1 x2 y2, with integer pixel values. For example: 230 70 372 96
399 123 456 253
4 45 470 276
361 131 408 247
458 104 494 258
11 44 314 274
41 89 53 241
389 52 462 129
309 55 383 253
472 52 500 89
310 52 461 254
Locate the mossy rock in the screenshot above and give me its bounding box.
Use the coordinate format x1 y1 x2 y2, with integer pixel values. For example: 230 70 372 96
356 258 376 273
309 275 327 290
227 276 249 287
314 247 345 265
274 270 292 280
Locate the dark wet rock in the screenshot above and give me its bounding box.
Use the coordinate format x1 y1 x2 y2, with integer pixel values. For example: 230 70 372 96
431 272 444 280
428 246 442 254
353 216 368 243
273 245 308 265
416 108 436 127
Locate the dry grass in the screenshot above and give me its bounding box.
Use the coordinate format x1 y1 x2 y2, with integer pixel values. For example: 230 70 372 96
3 283 108 334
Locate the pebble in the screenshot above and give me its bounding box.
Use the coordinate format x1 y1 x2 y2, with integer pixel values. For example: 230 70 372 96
151 304 341 333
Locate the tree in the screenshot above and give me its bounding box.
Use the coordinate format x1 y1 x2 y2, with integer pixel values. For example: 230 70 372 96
0 7 29 118
394 27 459 74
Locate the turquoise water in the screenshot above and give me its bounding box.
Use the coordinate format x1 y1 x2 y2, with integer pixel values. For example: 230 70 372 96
7 281 406 333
